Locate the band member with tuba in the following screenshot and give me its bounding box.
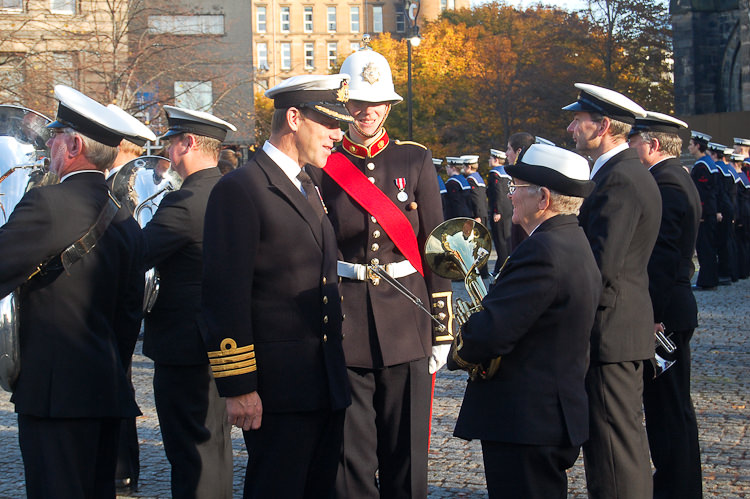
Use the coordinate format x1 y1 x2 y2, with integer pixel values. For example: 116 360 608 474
628 112 703 498
141 106 236 498
201 74 352 498
450 144 601 498
0 85 144 498
310 47 452 498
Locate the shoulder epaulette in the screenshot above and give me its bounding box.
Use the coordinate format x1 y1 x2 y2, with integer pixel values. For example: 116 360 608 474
393 140 427 150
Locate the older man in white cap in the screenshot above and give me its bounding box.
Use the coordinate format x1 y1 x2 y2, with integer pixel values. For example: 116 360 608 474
141 105 237 498
564 83 661 499
201 74 352 498
309 46 452 499
628 111 703 498
450 144 601 498
0 85 144 498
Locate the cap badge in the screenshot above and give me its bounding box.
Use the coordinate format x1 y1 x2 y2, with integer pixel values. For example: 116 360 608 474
336 80 350 103
361 62 380 85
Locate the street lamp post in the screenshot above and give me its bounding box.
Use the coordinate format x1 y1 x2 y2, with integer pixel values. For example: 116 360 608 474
407 37 413 140
406 0 420 141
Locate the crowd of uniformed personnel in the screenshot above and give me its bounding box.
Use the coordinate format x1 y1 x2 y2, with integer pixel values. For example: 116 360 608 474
0 42 743 499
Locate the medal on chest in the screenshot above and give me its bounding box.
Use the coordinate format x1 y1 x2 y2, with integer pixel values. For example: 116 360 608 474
395 177 408 202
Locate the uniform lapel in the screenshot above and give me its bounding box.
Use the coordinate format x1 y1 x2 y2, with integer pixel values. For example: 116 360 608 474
254 150 324 249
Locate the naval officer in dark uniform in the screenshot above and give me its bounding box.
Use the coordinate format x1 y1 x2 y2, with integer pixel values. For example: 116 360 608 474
0 85 144 499
451 144 601 498
311 47 453 499
628 111 703 498
564 83 661 499
142 106 236 498
202 74 352 498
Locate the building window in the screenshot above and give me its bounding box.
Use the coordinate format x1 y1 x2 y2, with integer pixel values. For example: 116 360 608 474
304 6 313 33
280 6 290 33
440 0 446 12
256 6 266 33
327 42 337 69
50 0 74 14
257 43 268 71
396 9 405 33
51 53 76 87
350 42 360 53
148 15 225 35
350 6 359 33
304 43 314 70
1 0 22 11
372 6 383 33
327 6 336 32
174 81 213 111
281 42 291 70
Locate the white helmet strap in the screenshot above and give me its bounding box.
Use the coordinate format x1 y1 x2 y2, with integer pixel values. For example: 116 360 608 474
350 104 391 139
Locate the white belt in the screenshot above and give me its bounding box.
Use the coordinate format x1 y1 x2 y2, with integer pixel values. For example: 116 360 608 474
337 260 418 281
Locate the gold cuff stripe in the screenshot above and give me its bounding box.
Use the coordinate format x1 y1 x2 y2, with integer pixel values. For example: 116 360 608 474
209 351 255 365
210 358 256 372
212 364 257 378
207 338 254 359
434 334 455 342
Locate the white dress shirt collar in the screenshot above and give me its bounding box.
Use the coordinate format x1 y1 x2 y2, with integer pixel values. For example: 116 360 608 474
590 142 629 179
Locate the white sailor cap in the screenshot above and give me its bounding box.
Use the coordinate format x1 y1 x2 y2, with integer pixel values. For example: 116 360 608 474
734 137 750 146
506 143 594 198
730 153 746 161
460 155 479 164
707 142 727 153
47 85 138 147
724 147 735 157
562 83 646 125
265 74 353 123
445 156 465 165
630 111 688 136
535 136 555 146
432 158 444 166
690 130 711 143
160 106 237 141
106 104 157 147
489 149 506 160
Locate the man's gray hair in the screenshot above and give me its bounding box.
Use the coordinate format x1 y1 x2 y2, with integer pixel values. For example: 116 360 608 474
589 112 631 139
527 184 584 215
639 130 683 158
65 128 118 171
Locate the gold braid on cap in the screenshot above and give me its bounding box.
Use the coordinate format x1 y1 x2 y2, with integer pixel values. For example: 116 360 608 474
336 80 349 103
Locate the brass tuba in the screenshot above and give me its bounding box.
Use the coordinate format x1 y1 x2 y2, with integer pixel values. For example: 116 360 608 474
424 217 500 380
110 155 181 312
0 105 55 392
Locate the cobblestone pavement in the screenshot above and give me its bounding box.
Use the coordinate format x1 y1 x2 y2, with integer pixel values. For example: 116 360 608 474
1 277 748 498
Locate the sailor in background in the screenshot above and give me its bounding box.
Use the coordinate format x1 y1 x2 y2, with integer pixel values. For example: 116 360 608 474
445 156 472 219
462 154 488 226
688 131 720 290
487 149 512 273
142 106 236 499
505 132 535 251
730 152 750 278
433 158 448 220
628 111 703 499
311 47 453 499
707 142 739 284
0 85 144 498
564 83 660 499
451 144 600 498
733 137 750 160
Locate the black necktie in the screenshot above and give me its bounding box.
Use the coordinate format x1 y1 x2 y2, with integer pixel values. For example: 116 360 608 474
297 169 325 220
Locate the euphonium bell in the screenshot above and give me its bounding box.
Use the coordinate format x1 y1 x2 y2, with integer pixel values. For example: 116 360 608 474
424 217 500 381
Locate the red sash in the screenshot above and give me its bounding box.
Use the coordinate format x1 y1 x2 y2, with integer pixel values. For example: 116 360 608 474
324 152 424 276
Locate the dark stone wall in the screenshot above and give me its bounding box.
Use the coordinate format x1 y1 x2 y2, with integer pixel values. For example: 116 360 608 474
672 0 744 114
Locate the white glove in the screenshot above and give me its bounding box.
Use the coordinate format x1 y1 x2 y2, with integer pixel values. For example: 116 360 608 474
428 344 452 374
